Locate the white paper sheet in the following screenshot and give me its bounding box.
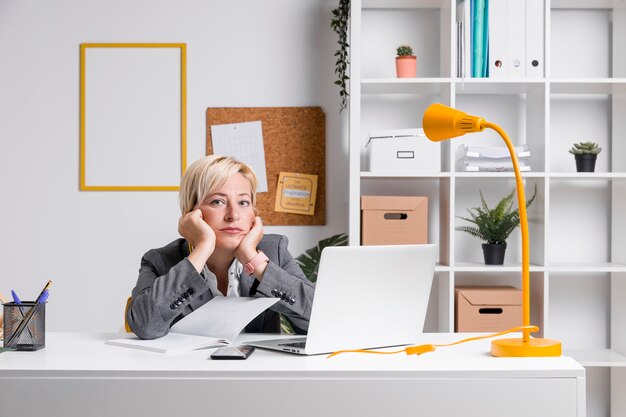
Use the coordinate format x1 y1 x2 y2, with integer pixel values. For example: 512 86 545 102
171 296 279 342
210 121 268 192
106 297 279 353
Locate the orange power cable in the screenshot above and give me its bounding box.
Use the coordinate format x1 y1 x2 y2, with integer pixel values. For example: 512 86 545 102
327 325 540 358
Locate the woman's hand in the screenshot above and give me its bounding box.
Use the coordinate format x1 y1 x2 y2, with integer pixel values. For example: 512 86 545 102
178 209 216 272
235 216 264 265
178 209 216 248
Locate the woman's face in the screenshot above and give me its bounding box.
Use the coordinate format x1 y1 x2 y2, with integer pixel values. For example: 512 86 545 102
196 173 255 252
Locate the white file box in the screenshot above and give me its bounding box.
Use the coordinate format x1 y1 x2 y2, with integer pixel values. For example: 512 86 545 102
367 128 440 173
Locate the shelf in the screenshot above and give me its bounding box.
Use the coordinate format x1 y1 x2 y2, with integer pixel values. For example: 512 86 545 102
351 2 626 414
549 263 626 273
454 261 545 272
454 79 546 95
551 0 618 9
455 172 546 178
565 349 626 367
361 171 450 178
362 0 446 9
362 172 547 179
361 78 451 95
549 173 626 180
550 79 626 94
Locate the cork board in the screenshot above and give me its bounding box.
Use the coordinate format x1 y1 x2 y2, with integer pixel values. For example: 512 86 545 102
206 107 325 225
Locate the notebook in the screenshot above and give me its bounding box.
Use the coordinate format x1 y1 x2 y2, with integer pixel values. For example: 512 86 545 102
247 244 438 355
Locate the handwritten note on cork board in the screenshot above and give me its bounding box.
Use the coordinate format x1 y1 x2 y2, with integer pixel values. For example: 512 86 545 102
206 107 325 225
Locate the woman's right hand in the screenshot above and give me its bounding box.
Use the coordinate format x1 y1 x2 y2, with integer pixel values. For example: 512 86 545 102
178 210 216 269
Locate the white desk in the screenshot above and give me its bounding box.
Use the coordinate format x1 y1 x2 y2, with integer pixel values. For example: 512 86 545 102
0 332 585 417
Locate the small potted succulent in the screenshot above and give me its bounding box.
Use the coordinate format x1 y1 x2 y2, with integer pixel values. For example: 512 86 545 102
569 141 602 173
396 45 417 78
457 186 537 265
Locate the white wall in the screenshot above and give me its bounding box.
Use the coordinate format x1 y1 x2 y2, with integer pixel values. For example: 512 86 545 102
0 0 348 331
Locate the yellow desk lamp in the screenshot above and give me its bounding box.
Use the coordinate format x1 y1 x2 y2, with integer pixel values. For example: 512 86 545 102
423 103 561 357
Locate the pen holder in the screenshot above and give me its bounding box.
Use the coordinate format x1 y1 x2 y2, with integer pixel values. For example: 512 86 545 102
3 302 46 351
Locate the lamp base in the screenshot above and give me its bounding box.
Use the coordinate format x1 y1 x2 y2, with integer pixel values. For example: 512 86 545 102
491 338 562 357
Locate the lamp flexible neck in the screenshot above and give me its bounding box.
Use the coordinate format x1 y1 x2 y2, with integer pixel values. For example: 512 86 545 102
485 121 531 343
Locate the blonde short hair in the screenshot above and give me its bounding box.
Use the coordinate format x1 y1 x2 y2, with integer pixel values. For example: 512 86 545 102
179 155 258 215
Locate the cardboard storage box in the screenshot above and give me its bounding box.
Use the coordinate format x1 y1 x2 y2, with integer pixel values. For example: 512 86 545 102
455 286 522 332
361 196 428 245
367 128 441 173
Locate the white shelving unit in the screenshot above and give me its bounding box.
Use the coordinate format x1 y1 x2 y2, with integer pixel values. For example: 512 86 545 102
348 1 626 416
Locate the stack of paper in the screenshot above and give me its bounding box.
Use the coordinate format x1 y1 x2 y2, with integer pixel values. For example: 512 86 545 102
456 144 531 172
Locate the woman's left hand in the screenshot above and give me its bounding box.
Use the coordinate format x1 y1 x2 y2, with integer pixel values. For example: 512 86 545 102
235 216 264 264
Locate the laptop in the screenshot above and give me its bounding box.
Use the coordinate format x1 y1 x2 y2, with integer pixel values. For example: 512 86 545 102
247 244 438 355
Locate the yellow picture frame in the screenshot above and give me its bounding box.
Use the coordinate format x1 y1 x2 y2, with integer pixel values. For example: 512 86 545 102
79 43 187 191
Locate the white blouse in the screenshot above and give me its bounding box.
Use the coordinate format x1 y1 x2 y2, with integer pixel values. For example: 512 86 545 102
201 259 243 297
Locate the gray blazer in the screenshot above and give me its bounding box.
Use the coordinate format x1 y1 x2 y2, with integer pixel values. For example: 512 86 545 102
127 234 315 340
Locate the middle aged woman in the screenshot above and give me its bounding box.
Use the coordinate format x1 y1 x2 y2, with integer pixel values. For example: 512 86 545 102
126 155 315 340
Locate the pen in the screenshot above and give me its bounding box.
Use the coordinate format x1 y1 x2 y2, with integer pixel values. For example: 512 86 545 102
10 289 35 341
11 290 22 305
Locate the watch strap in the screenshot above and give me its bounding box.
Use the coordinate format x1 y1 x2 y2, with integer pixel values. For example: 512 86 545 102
244 251 269 275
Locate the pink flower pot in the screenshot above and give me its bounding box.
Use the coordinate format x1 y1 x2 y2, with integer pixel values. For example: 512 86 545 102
396 55 417 78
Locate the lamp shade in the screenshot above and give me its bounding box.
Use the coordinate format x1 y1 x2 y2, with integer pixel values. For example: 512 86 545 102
422 103 486 141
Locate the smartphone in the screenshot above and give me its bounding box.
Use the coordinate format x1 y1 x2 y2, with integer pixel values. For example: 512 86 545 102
210 345 255 360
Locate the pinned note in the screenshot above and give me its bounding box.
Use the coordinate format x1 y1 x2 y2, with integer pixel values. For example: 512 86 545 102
210 121 268 192
274 172 318 216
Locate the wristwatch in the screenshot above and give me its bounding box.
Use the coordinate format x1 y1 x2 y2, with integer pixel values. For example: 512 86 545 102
244 251 269 275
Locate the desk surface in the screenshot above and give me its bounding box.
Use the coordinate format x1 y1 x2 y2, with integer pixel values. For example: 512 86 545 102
0 333 586 417
0 332 584 377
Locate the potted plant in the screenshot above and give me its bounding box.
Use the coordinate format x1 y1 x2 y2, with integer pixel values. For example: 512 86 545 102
456 186 537 265
396 45 417 78
569 141 601 173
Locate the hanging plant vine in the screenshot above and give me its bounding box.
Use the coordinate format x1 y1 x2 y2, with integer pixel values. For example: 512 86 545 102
331 0 350 112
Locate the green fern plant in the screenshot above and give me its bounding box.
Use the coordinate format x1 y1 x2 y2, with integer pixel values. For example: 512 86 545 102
280 233 348 333
456 185 537 245
569 141 602 155
396 45 414 56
